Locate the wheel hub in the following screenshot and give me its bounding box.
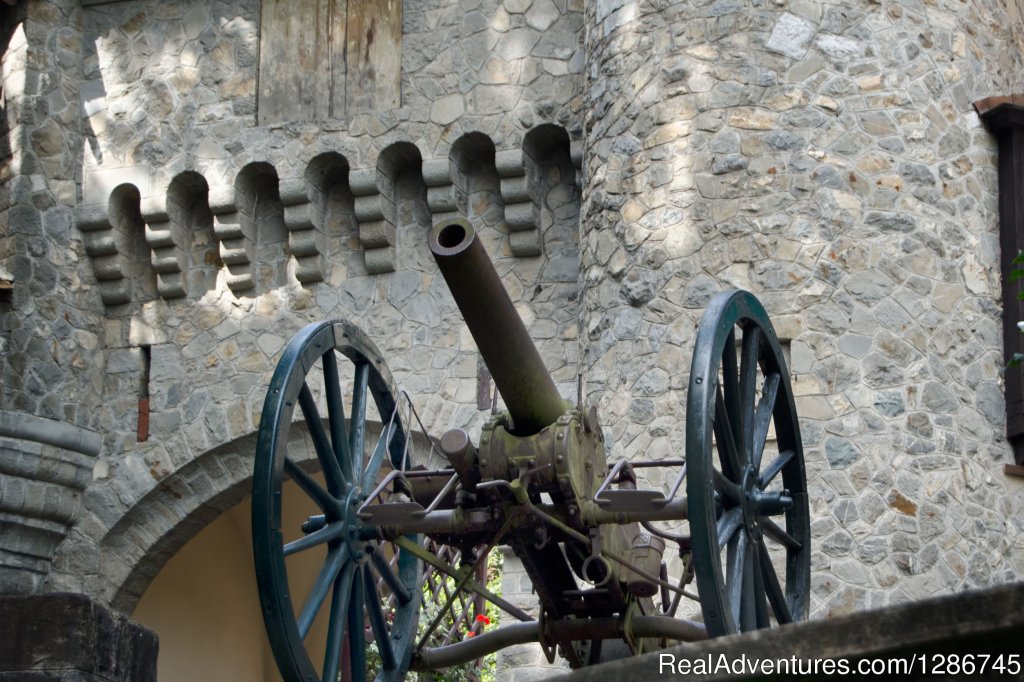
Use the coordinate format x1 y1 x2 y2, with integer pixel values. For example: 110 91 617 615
741 465 794 543
341 487 373 562
740 466 762 541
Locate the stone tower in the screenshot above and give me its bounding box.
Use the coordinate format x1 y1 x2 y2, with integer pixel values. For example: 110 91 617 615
580 0 1024 613
1 0 1023 678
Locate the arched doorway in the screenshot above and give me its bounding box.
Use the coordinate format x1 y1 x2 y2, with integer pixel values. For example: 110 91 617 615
131 496 273 681
131 480 328 682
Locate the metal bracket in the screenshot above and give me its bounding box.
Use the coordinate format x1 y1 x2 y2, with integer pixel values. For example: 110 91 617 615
593 459 688 513
357 469 459 524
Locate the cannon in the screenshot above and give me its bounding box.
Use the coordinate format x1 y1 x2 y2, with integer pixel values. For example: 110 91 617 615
252 218 810 682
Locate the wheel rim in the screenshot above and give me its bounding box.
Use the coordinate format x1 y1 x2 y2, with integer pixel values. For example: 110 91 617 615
685 290 810 637
253 320 420 682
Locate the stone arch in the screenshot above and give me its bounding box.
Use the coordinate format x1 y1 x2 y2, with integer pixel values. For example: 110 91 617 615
230 162 289 293
100 432 260 613
77 182 151 307
69 411 423 614
450 132 503 233
305 152 357 277
109 183 156 305
166 171 218 297
92 424 320 614
377 141 430 271
523 124 580 258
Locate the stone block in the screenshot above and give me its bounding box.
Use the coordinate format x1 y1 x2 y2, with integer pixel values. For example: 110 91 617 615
83 166 151 206
0 593 157 682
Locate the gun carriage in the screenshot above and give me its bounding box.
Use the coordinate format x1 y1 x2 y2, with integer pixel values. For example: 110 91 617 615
252 218 810 682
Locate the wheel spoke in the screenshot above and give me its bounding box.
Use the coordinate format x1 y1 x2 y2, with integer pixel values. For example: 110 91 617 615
739 326 761 457
283 521 345 557
323 560 356 682
751 372 779 473
363 417 400 490
284 458 342 517
713 470 742 507
370 546 412 606
762 518 802 551
299 383 346 496
739 537 756 632
725 530 747 629
758 542 792 624
751 541 771 628
364 566 397 671
714 386 744 481
721 329 744 465
717 506 743 549
758 449 795 488
349 362 369 477
348 566 367 682
298 546 347 639
323 350 354 485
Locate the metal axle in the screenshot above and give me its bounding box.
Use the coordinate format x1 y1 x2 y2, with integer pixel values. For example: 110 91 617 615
411 615 708 670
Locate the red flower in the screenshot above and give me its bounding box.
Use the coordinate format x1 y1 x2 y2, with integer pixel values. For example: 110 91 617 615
475 614 491 625
466 631 476 638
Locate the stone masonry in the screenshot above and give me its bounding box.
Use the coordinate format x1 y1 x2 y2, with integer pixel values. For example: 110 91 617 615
580 0 1024 620
1 0 1023 680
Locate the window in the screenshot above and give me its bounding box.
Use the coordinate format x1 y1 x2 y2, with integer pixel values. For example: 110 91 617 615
978 96 1024 471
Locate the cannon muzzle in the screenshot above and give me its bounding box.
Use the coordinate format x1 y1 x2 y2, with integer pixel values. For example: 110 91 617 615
429 218 566 435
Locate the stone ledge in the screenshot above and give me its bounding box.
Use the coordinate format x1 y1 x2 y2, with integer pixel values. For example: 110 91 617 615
568 582 1024 681
0 412 102 457
0 593 157 682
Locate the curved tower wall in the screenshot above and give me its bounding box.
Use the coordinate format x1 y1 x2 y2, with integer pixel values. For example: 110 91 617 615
581 0 1024 615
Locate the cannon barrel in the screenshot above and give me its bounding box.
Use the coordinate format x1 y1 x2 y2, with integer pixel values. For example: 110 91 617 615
429 218 566 436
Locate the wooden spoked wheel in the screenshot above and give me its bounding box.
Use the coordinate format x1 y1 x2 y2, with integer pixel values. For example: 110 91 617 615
685 290 810 637
253 320 420 682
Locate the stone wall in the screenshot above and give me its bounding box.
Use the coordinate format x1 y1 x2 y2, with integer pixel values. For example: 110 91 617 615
2 1 102 428
0 0 587 605
581 0 1024 618
0 0 114 597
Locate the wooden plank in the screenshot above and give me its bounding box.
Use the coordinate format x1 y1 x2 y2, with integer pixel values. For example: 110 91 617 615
327 0 348 118
258 0 401 121
258 0 325 124
344 0 401 115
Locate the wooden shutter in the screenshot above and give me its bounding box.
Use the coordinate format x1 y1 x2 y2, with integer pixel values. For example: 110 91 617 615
258 0 400 124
